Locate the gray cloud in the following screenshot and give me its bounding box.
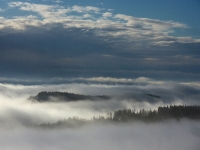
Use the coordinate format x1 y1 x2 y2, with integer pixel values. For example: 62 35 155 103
1 1 199 47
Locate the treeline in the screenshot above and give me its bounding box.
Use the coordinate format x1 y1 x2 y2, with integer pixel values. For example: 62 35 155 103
29 91 111 102
112 105 200 122
39 105 200 128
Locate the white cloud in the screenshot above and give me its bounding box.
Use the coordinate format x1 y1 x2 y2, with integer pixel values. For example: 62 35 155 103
114 14 187 33
102 12 112 18
0 8 4 12
180 82 200 87
71 5 101 14
0 1 198 48
83 77 164 85
8 2 69 18
52 0 63 3
0 15 41 30
83 14 93 18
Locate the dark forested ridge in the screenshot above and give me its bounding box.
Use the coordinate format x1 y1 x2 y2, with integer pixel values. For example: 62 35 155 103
39 105 200 128
144 93 161 98
112 105 200 122
29 91 111 102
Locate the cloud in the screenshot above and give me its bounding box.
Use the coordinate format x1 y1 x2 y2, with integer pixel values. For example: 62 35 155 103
0 2 199 79
180 82 200 87
71 5 101 14
79 77 164 85
52 0 63 3
1 1 198 47
102 12 112 18
0 8 4 12
114 14 187 29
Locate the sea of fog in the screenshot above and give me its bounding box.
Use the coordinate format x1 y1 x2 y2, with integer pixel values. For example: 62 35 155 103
0 80 200 149
0 120 199 150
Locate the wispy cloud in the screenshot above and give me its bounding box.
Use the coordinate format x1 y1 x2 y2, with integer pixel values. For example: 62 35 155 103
81 77 164 85
0 8 4 12
52 0 63 3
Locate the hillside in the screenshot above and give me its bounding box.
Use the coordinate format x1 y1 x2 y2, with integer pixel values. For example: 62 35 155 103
39 105 200 128
29 91 111 102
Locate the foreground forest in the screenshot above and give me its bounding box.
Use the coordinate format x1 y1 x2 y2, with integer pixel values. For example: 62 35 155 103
39 105 200 129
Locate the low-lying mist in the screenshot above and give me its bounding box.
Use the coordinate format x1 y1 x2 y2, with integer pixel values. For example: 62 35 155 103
0 81 200 127
0 79 200 149
0 120 199 150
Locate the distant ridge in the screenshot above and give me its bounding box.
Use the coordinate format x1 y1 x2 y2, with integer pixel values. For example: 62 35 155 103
29 91 111 102
144 93 161 98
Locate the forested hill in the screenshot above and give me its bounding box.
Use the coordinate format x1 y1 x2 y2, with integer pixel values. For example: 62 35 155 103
29 91 111 102
39 105 200 129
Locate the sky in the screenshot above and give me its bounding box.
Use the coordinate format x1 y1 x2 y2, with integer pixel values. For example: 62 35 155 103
0 0 200 82
1 1 200 149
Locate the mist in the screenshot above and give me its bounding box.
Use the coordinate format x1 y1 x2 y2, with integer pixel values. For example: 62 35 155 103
0 79 200 149
0 120 199 150
0 79 200 127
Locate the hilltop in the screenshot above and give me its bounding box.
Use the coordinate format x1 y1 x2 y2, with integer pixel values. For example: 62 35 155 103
29 91 111 102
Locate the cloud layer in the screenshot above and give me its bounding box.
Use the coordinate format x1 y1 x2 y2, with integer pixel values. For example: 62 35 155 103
0 77 200 149
0 77 200 128
1 1 199 46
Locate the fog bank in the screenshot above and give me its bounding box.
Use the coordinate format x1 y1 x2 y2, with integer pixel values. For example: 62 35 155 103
0 80 200 149
0 120 199 150
0 80 200 127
